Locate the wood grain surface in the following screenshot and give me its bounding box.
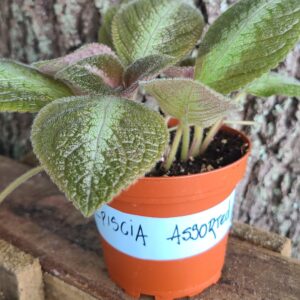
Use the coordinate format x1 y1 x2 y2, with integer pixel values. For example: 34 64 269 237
0 156 299 300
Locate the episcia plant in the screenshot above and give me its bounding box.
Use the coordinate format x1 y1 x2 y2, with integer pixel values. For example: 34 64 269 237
0 0 300 217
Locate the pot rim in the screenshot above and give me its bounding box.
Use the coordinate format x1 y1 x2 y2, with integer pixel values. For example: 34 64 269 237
142 125 251 182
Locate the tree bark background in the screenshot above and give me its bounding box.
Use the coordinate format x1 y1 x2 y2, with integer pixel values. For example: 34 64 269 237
0 0 299 257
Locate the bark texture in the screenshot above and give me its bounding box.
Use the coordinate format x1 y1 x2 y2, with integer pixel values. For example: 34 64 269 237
0 0 299 258
0 0 103 158
201 0 300 259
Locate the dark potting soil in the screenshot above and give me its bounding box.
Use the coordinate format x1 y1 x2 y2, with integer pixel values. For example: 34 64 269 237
147 129 249 177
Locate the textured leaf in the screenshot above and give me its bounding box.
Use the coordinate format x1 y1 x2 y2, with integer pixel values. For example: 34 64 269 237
112 0 204 66
98 0 139 48
98 6 119 49
142 79 234 127
31 95 168 216
163 66 194 79
55 54 124 94
179 57 196 67
245 72 300 97
195 0 300 94
33 43 117 76
0 60 73 112
123 54 175 87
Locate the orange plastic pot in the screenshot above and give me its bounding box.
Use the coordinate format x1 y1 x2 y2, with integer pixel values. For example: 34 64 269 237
97 126 250 300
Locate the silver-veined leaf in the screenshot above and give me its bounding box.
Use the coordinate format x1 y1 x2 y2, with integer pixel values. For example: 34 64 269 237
112 0 204 66
98 6 119 49
55 54 124 94
123 54 175 88
0 60 73 112
142 78 235 127
245 72 300 97
195 0 300 94
98 0 140 48
31 95 168 216
33 43 117 76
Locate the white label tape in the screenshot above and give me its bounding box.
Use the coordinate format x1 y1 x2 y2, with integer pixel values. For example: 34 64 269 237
95 190 235 261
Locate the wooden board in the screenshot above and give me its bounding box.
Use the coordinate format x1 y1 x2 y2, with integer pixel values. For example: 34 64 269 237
0 156 299 300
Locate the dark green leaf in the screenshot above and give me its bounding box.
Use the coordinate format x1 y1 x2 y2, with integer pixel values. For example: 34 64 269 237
112 0 204 66
98 6 119 49
195 0 300 94
31 95 168 216
245 72 300 97
142 78 235 127
123 54 175 88
0 60 73 112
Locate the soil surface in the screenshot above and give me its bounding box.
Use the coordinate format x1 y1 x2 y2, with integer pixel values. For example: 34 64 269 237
147 129 249 177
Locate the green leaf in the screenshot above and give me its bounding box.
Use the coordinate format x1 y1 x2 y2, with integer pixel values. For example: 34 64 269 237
98 6 119 49
179 57 196 67
195 0 300 94
0 60 73 112
142 78 235 127
31 95 168 216
33 43 117 76
55 54 124 94
245 72 300 97
98 0 139 48
123 54 175 88
112 0 204 66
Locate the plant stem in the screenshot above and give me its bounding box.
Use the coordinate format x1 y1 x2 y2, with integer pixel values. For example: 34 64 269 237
190 126 203 158
199 119 223 155
132 88 139 101
233 91 247 103
0 165 44 204
224 120 257 126
163 126 183 171
168 126 178 132
181 125 190 161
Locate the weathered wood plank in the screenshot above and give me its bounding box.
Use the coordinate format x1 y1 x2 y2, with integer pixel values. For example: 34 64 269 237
0 239 44 300
197 238 300 300
0 156 300 300
232 221 292 257
44 273 99 300
0 206 128 300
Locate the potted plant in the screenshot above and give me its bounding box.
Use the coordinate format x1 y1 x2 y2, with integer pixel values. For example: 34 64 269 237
0 0 300 298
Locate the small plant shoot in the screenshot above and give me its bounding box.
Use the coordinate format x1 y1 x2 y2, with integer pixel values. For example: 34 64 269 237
0 0 299 216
